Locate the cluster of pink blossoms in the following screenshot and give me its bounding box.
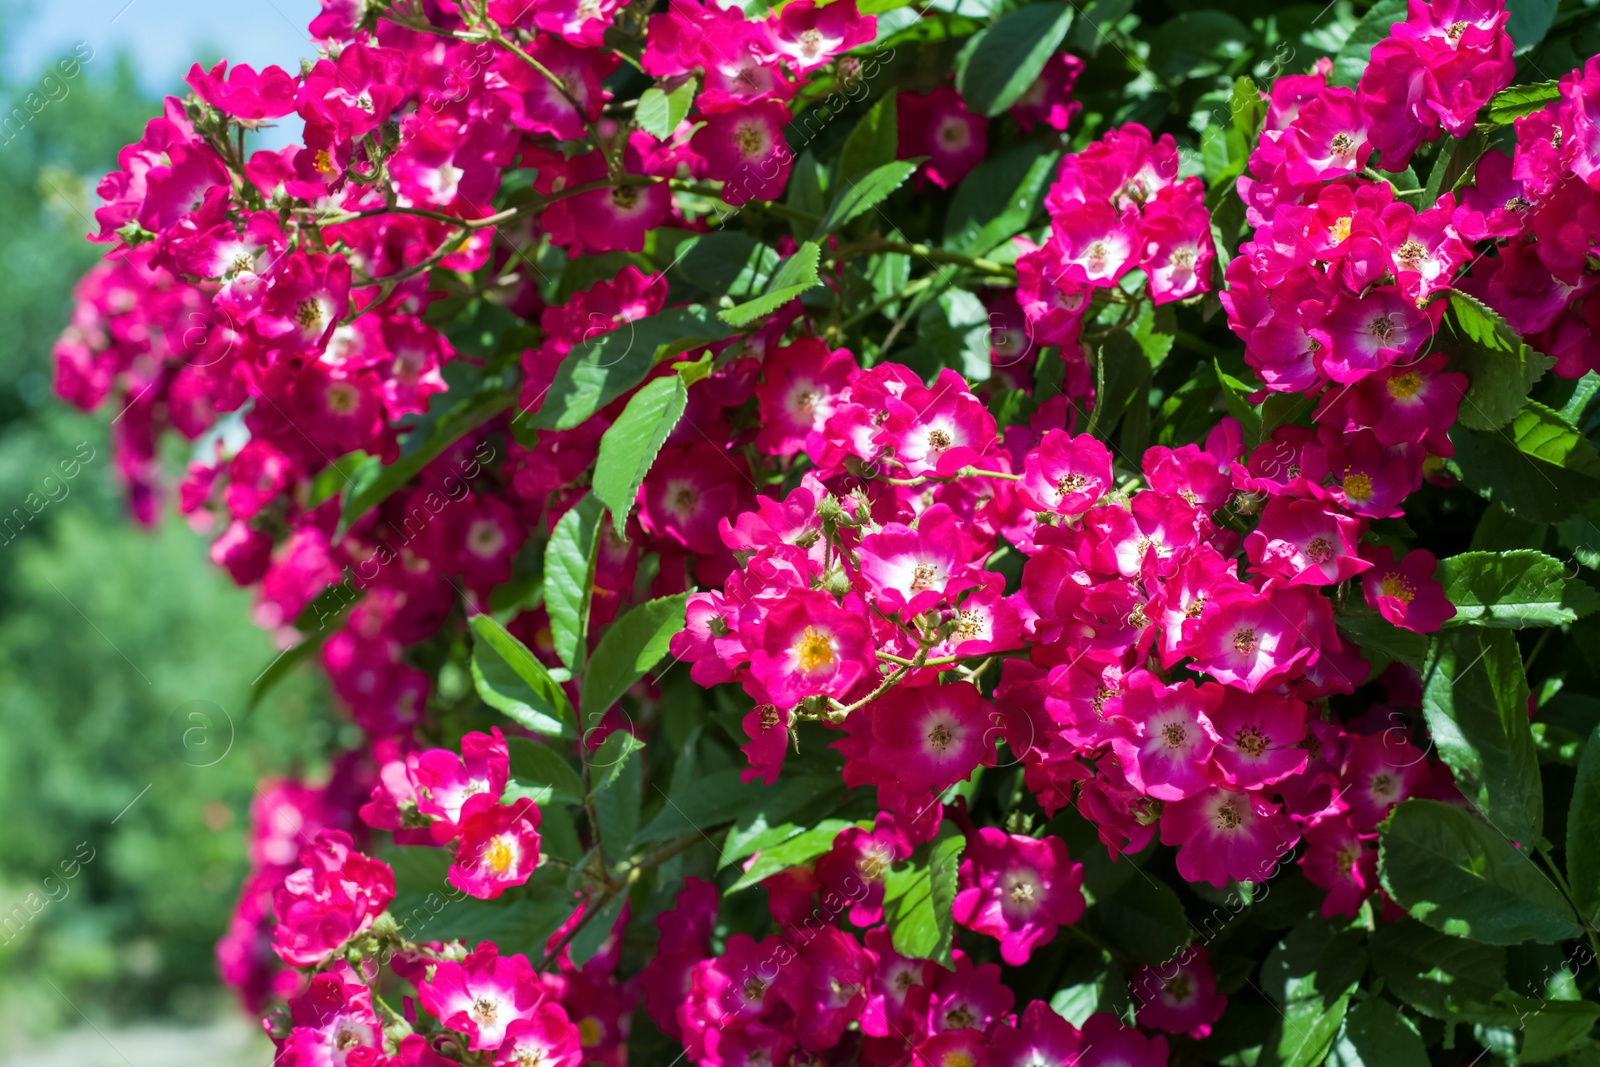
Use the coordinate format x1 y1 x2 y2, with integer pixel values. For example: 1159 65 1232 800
633 872 1176 1067
361 727 543 900
1457 54 1600 374
53 0 1593 1060
672 344 1457 893
1224 1 1520 395
267 924 611 1067
1015 122 1218 398
251 754 635 1067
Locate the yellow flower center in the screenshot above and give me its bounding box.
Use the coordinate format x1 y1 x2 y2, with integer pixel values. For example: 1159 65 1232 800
325 382 360 415
944 1006 976 1030
1387 372 1423 399
1381 575 1415 604
734 124 767 158
794 626 835 672
1235 724 1269 757
1342 472 1373 501
295 299 324 331
485 835 516 874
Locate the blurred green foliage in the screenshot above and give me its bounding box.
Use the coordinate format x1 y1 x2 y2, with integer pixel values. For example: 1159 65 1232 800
0 10 341 1048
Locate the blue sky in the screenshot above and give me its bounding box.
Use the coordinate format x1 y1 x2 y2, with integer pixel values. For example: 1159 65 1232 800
8 0 324 96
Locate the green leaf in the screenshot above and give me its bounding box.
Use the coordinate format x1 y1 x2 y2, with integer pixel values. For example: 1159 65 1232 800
592 375 688 537
1439 290 1557 431
1269 988 1353 1067
1202 76 1265 189
1378 798 1581 945
1081 874 1190 964
954 3 1074 117
579 593 686 726
526 306 730 430
915 289 993 382
787 150 829 240
883 823 965 967
385 845 453 914
589 730 645 796
838 92 897 183
719 242 821 328
504 736 585 806
1558 370 1600 424
1487 81 1561 125
1501 400 1600 471
470 614 576 737
1370 919 1508 1020
568 892 627 967
1421 628 1541 843
386 854 573 951
1506 0 1558 56
671 231 779 299
1566 725 1600 926
639 770 837 849
717 775 852 869
812 160 920 238
1065 0 1132 56
1422 126 1486 207
1331 0 1409 87
1327 997 1431 1067
1453 401 1600 524
630 768 755 846
728 820 858 892
338 385 512 538
1517 996 1600 1062
1090 332 1152 440
1263 921 1370 1011
307 451 369 508
635 79 696 139
943 143 1060 256
1214 360 1264 446
1146 10 1250 82
545 494 604 672
246 632 326 712
593 746 641 862
1439 550 1600 628
1561 504 1600 571
1335 613 1427 672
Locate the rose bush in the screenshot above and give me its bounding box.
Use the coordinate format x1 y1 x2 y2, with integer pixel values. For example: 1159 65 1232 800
48 0 1600 1063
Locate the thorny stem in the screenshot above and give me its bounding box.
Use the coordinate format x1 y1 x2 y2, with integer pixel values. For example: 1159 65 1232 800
474 9 615 178
1536 842 1600 965
837 236 1015 278
828 664 912 719
371 989 404 1025
536 831 704 972
877 466 1025 486
669 180 822 225
840 274 938 329
345 178 635 293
